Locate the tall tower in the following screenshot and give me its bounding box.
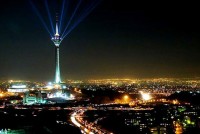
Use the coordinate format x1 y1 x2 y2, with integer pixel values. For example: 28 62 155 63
52 16 62 84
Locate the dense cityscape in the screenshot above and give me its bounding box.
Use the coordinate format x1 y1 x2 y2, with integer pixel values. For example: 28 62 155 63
0 78 200 133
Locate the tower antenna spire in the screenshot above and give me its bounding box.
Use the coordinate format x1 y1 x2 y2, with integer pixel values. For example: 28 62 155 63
55 13 59 35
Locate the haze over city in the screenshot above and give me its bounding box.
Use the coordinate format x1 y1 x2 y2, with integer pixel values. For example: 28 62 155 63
0 0 200 82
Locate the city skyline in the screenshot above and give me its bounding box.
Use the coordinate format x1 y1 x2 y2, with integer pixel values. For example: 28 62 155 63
0 0 200 82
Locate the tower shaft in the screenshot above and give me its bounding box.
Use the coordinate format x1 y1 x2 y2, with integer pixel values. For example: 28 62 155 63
55 46 61 83
52 15 62 84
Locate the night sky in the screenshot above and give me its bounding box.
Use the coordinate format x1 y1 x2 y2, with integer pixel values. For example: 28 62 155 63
0 0 200 81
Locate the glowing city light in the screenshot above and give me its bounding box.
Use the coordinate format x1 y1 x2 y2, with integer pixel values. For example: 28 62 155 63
139 91 151 101
0 93 3 97
11 85 26 88
123 95 129 100
70 113 81 127
47 92 75 100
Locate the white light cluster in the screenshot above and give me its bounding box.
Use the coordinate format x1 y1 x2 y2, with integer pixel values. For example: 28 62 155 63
139 91 151 100
47 92 75 100
7 89 29 93
11 85 26 88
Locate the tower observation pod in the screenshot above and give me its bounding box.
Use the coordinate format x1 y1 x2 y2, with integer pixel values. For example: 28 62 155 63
51 18 62 84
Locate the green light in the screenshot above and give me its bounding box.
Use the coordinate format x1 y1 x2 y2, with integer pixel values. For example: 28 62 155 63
186 119 191 124
178 107 186 112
